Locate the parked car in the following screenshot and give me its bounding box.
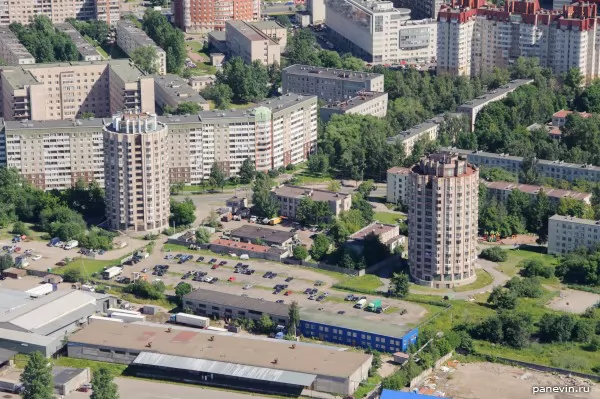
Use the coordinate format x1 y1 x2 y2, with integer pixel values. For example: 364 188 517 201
31 255 42 261
209 258 217 263
211 264 220 269
243 284 253 290
276 300 284 304
285 277 294 282
308 295 316 300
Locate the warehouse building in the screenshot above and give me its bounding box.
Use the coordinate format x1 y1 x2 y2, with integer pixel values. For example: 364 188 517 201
0 288 116 357
68 321 372 396
228 225 297 249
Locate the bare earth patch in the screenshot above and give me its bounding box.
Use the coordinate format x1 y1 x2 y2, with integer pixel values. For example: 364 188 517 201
546 289 600 314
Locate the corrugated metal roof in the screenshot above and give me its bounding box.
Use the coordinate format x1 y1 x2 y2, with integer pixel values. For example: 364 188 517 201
132 352 316 387
32 304 97 336
0 327 56 347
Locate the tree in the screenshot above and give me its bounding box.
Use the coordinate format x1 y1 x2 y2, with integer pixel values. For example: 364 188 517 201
310 234 330 260
142 10 186 73
327 180 341 192
307 153 329 175
256 314 275 334
20 352 53 399
479 247 508 262
390 272 409 298
209 162 226 191
124 280 166 300
173 101 201 115
0 253 14 271
520 259 554 279
195 227 211 244
81 112 95 119
63 268 82 283
487 286 517 309
293 245 308 260
357 180 375 197
175 282 192 306
538 313 576 343
288 300 300 336
239 157 256 184
10 16 78 63
131 45 159 74
216 57 269 104
11 221 30 236
275 15 292 28
202 209 220 228
90 367 119 399
169 198 196 227
505 276 544 298
251 174 279 218
202 83 233 109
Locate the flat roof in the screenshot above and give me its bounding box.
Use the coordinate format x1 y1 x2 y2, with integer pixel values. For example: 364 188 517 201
349 222 397 240
251 20 286 30
301 307 408 338
133 351 316 386
116 20 164 52
211 238 271 253
230 225 295 244
386 116 443 145
184 287 289 317
387 166 410 175
4 118 105 131
322 91 387 111
283 64 383 82
482 181 591 201
55 23 102 59
271 185 350 202
52 367 87 385
109 60 147 83
1 67 39 89
456 79 534 111
226 21 276 43
154 74 207 106
549 214 600 226
0 288 32 316
69 321 371 378
0 27 35 61
208 31 226 42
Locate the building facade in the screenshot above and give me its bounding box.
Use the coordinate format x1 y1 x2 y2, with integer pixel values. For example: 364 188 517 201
225 20 283 65
103 112 170 233
394 0 445 19
0 60 154 121
386 166 411 206
408 152 479 288
386 116 442 154
397 19 438 64
438 0 600 83
548 214 600 255
307 0 326 23
0 27 35 65
282 65 384 101
173 0 260 33
271 185 352 220
153 74 209 111
320 91 388 122
116 20 166 75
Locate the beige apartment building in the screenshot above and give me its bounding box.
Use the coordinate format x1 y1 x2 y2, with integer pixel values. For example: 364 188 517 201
0 27 35 66
320 91 388 122
548 215 600 255
271 185 352 221
225 20 286 65
154 74 209 112
116 20 166 75
386 117 441 154
95 0 120 25
386 166 411 206
55 23 104 61
0 60 154 121
0 0 118 26
408 152 479 288
103 111 170 233
282 65 384 102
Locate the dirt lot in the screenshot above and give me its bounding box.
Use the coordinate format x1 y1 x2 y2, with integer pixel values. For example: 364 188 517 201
428 362 600 399
546 289 600 314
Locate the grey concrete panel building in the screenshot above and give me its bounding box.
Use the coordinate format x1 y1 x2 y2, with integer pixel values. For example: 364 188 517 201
271 184 352 220
116 20 166 75
55 23 104 61
225 21 286 65
320 91 388 122
0 27 35 66
548 215 600 255
408 152 479 288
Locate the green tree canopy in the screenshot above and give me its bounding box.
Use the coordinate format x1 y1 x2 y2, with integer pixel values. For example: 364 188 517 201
389 272 409 298
169 198 197 227
90 367 119 399
195 227 211 244
209 162 226 191
131 45 159 74
310 234 330 260
20 352 53 399
239 157 256 184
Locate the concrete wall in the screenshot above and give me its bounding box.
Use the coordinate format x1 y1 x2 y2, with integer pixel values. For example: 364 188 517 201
67 343 139 364
56 368 90 395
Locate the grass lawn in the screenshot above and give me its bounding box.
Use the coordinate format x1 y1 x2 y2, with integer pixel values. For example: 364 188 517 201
0 222 48 241
291 171 334 185
383 306 399 314
84 35 108 59
353 375 382 399
54 357 128 376
374 211 406 224
188 63 217 75
334 274 383 293
53 255 129 277
492 246 557 277
453 269 494 292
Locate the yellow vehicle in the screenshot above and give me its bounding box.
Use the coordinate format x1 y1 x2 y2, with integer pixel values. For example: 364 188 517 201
269 216 283 225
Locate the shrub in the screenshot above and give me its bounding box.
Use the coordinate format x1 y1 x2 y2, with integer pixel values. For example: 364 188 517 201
505 276 544 298
293 246 308 260
520 259 555 279
479 247 508 262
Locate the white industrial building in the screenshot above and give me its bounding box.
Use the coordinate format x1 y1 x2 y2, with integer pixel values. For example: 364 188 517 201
0 288 116 357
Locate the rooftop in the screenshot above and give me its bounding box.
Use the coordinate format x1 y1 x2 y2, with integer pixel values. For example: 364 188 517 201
322 91 387 111
1 67 40 89
208 30 226 42
0 27 35 61
456 79 534 111
211 238 271 253
482 181 592 201
154 74 208 106
184 287 289 317
55 23 102 59
283 64 383 82
68 321 371 378
226 20 277 43
271 185 350 202
52 367 87 385
387 166 411 175
348 222 398 240
386 116 443 145
552 109 593 119
109 60 148 83
549 214 600 226
116 20 164 52
4 117 105 131
328 0 410 15
229 225 295 244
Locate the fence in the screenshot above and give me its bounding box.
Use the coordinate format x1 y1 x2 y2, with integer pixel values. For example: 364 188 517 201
483 355 600 382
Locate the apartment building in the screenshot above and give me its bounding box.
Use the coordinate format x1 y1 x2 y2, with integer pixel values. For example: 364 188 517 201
95 0 120 25
103 112 170 233
320 91 388 122
282 64 384 102
548 215 600 255
173 0 260 33
159 93 318 183
307 0 326 23
386 116 442 154
456 79 534 130
325 0 424 64
116 20 166 75
408 152 479 288
0 60 154 121
482 181 592 206
4 118 104 190
55 23 104 62
394 0 446 19
271 185 352 220
397 19 438 64
0 0 95 26
548 109 593 138
438 0 600 83
225 21 284 65
386 166 411 206
446 147 600 184
188 75 215 92
154 74 209 112
0 27 35 66
346 222 404 254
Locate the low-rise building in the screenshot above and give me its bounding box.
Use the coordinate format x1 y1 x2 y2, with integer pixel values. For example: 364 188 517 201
548 215 600 255
0 27 35 65
225 21 284 65
207 31 227 53
345 222 405 253
188 75 215 92
482 181 592 206
55 23 103 61
116 20 166 75
225 196 247 214
228 225 297 249
386 166 411 206
210 238 289 261
548 109 593 139
320 91 388 122
386 117 441 154
271 185 352 220
153 74 209 112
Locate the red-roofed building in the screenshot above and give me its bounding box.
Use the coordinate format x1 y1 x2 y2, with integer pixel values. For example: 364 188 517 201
552 109 593 127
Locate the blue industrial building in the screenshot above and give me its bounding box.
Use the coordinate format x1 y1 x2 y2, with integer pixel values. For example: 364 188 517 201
299 310 418 353
380 389 449 399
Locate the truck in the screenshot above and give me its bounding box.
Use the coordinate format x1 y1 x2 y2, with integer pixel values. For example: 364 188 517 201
268 217 283 225
110 312 146 323
367 299 382 312
64 240 79 250
169 313 210 328
354 298 367 309
102 266 123 280
25 283 54 298
107 308 139 316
